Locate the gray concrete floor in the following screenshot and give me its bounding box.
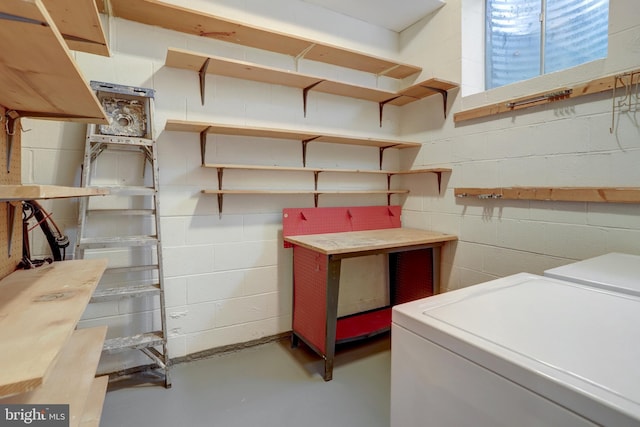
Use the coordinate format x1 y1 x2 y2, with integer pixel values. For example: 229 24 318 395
101 334 391 427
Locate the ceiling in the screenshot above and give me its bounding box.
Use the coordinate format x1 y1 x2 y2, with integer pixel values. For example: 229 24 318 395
302 0 445 32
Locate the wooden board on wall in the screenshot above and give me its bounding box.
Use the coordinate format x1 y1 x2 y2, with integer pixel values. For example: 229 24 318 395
0 106 23 278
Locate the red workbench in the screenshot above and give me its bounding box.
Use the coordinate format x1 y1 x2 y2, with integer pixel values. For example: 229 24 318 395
283 206 457 381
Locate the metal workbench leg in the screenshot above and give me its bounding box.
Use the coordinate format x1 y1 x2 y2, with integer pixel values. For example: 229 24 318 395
323 256 341 381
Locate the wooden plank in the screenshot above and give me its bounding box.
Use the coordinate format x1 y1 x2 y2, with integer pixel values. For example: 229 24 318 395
79 376 109 427
454 187 640 203
166 48 458 106
0 327 107 427
454 68 640 123
42 0 110 57
0 185 109 201
110 0 421 78
204 163 450 175
389 78 460 106
164 119 421 149
166 48 320 89
0 0 108 123
284 228 457 255
0 259 108 398
202 189 410 195
166 48 399 103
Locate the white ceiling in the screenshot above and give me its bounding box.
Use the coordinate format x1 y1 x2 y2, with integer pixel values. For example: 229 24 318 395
302 0 445 32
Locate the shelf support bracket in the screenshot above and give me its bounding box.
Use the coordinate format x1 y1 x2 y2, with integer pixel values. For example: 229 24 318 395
217 193 224 219
379 96 401 127
313 171 320 191
4 111 19 173
302 80 324 117
313 193 319 208
199 127 211 165
435 171 443 194
295 43 316 71
421 86 449 118
6 202 16 257
301 136 320 166
216 168 224 218
379 147 390 170
198 58 211 106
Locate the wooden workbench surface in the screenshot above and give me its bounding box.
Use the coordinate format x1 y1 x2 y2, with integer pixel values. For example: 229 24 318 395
284 228 457 255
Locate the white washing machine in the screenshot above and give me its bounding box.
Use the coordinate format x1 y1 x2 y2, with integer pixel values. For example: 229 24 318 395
391 273 640 427
545 252 640 296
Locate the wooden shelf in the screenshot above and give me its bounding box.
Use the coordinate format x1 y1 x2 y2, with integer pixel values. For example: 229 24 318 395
0 0 108 123
0 327 108 427
0 185 109 201
203 189 409 195
454 187 640 203
0 259 108 398
203 163 450 176
165 119 421 167
454 68 640 123
42 0 110 57
103 0 421 78
165 48 458 121
80 376 109 427
202 189 409 214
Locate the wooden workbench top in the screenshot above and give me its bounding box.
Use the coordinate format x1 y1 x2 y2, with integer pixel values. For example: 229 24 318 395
284 228 457 255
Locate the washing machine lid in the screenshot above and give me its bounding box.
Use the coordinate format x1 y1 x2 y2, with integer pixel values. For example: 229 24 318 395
545 252 640 296
392 273 640 426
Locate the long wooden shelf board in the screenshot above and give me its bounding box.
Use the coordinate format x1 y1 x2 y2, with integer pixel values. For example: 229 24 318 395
204 163 451 175
165 120 421 149
0 327 108 427
105 0 421 78
42 0 110 57
202 189 409 195
166 48 457 105
165 48 395 103
0 259 108 398
0 185 109 201
390 78 460 106
80 376 109 427
0 0 108 123
454 187 640 203
454 68 640 123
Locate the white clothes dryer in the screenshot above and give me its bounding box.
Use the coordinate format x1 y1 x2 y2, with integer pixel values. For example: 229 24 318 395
391 273 640 427
545 252 640 296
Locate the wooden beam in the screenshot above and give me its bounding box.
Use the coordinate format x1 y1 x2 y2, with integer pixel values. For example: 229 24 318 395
454 187 640 203
454 68 640 123
0 185 108 201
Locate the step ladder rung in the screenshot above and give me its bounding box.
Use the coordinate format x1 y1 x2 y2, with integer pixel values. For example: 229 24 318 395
95 186 156 196
91 283 161 302
88 134 154 146
78 235 158 249
104 265 159 274
87 209 156 216
103 332 165 354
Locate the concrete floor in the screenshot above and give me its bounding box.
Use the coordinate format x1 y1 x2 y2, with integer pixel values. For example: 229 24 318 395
101 334 391 427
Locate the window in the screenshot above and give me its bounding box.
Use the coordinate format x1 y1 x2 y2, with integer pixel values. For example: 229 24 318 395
485 0 608 90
